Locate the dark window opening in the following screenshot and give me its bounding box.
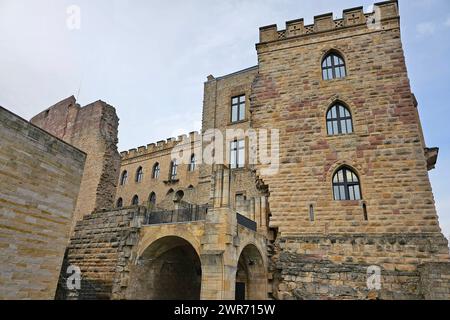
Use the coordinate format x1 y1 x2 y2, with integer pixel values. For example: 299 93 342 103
170 160 178 180
120 171 128 186
136 167 144 183
152 163 160 179
322 52 347 80
326 104 353 135
333 167 362 201
363 203 368 221
132 195 139 206
231 95 246 123
230 140 245 169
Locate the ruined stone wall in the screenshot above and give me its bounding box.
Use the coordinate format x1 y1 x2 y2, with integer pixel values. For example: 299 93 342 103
251 1 450 299
30 96 120 223
116 132 201 210
272 234 449 300
0 106 86 299
55 207 143 300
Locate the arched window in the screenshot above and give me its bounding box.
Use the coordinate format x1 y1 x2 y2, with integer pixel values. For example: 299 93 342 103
166 188 174 196
333 167 361 201
152 163 160 179
189 154 197 172
149 192 156 206
116 198 123 208
132 195 139 206
322 52 346 80
136 167 144 183
326 104 353 135
174 190 184 203
120 171 128 186
170 160 178 180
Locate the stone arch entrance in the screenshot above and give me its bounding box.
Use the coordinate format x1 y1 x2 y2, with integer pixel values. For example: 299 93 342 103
129 236 202 300
235 244 267 300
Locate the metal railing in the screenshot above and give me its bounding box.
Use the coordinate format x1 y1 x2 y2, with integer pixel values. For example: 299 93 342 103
236 213 257 232
144 205 208 225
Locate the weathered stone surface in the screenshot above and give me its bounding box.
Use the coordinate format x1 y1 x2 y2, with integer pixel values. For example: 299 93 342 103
31 96 120 224
0 106 85 300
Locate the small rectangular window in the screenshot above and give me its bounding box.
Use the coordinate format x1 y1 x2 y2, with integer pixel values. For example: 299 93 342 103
230 139 245 169
231 95 246 123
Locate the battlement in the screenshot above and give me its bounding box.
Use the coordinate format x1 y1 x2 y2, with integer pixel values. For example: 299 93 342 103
258 0 398 44
120 131 201 160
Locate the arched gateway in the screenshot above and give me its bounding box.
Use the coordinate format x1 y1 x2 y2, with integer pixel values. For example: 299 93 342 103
128 236 202 300
235 244 266 300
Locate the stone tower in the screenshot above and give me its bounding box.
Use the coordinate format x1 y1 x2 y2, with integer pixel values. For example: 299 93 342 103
251 1 450 299
31 96 120 224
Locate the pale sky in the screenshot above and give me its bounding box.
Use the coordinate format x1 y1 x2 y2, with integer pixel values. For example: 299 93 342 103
1 0 449 239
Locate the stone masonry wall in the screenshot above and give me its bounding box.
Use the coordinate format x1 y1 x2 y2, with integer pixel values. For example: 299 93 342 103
116 132 201 210
55 207 143 300
251 1 450 299
31 96 120 223
0 106 86 299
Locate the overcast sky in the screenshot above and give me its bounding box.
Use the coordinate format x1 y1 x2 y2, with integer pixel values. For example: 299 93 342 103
1 0 449 239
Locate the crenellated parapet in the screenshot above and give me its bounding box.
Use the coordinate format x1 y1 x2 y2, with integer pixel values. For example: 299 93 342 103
259 0 398 44
120 131 201 160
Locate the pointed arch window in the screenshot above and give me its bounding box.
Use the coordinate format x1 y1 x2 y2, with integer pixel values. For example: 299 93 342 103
136 167 144 183
322 52 346 80
116 198 123 208
327 104 353 135
152 163 160 179
149 192 156 206
189 154 196 172
132 195 139 206
333 167 361 201
120 171 128 186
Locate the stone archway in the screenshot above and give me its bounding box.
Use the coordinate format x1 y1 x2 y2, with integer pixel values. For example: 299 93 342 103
235 244 267 300
128 236 202 300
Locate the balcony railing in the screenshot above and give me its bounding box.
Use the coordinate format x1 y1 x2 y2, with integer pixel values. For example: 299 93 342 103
236 213 257 232
144 205 208 225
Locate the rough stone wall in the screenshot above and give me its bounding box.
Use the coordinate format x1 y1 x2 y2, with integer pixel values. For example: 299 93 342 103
30 96 120 223
0 106 86 299
272 234 449 300
250 1 450 299
116 133 201 210
418 262 450 300
55 207 143 300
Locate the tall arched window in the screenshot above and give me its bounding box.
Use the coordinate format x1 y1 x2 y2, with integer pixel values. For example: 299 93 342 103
333 167 361 201
136 167 144 183
149 192 156 206
322 52 346 80
132 195 139 206
170 160 178 180
189 154 196 172
120 171 128 186
327 104 353 135
152 163 160 179
117 198 123 208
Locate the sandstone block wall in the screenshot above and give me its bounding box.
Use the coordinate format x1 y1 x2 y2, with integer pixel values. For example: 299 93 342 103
30 96 120 223
55 207 144 300
117 132 201 210
250 1 450 299
0 106 86 299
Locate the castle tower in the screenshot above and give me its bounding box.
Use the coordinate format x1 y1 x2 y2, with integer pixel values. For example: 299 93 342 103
31 96 120 224
250 1 450 299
